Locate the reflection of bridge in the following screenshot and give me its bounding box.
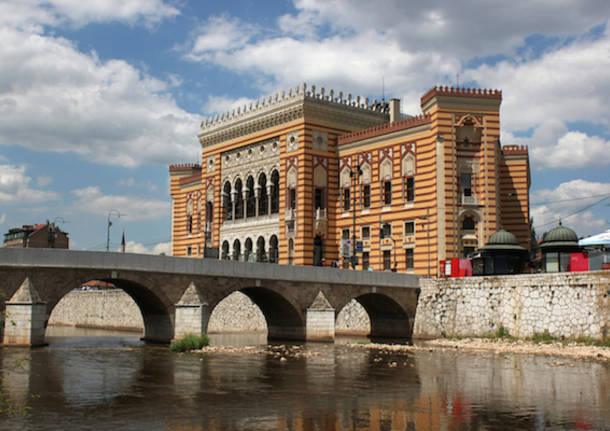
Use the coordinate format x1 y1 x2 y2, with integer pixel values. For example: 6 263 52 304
0 248 420 346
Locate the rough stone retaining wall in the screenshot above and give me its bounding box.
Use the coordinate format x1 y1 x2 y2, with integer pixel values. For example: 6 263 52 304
413 271 610 340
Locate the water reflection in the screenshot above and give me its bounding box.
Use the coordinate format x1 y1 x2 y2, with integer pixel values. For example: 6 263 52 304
0 328 607 431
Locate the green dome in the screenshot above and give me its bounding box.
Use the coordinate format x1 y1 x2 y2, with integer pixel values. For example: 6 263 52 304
482 229 525 251
541 222 579 248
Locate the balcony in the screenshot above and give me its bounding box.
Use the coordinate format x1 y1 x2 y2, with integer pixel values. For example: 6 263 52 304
313 207 327 236
460 194 478 206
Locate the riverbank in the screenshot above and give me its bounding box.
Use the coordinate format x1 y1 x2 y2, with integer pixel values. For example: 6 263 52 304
355 338 610 362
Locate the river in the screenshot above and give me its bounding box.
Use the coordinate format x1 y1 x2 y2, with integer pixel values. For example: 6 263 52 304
0 327 608 430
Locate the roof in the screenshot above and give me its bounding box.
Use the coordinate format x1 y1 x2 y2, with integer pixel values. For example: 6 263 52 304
481 229 526 251
540 222 579 249
579 230 610 246
338 114 432 145
420 86 502 106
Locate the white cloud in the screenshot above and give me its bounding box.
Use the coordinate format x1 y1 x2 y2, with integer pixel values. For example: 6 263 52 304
531 179 610 236
71 186 169 220
0 27 200 167
122 240 170 255
0 213 6 224
0 163 59 203
36 176 53 187
1 0 179 31
202 95 258 117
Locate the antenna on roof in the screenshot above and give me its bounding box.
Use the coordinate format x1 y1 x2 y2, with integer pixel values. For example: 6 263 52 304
381 75 385 102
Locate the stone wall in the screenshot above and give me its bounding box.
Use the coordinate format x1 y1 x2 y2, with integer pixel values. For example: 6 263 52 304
48 290 371 334
413 271 610 340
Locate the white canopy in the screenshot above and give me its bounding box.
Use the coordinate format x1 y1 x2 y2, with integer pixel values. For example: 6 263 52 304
579 230 610 246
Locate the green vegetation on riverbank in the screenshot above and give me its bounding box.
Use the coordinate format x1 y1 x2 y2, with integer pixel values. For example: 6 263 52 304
482 326 610 348
170 333 210 352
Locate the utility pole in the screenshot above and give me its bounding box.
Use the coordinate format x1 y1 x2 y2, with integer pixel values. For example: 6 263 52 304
106 209 122 252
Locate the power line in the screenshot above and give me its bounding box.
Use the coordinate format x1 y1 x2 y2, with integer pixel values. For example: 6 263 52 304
531 193 610 206
533 194 610 231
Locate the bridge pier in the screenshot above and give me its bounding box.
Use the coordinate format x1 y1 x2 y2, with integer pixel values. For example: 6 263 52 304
2 278 47 347
172 282 210 342
305 291 335 342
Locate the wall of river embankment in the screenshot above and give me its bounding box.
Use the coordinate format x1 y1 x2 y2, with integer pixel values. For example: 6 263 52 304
48 271 609 340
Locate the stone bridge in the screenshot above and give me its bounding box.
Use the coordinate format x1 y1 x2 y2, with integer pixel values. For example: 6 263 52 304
0 248 420 346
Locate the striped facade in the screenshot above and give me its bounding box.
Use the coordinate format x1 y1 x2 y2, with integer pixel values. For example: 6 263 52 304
170 85 530 276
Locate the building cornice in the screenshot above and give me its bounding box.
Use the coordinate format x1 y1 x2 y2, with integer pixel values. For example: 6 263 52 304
198 84 389 148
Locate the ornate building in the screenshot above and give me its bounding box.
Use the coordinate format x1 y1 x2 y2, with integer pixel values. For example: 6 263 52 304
170 84 530 276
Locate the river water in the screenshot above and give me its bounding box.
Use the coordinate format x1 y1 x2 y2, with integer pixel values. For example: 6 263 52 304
0 327 608 431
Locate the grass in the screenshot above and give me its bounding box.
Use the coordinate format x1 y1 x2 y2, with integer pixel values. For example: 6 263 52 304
528 331 610 348
170 333 210 352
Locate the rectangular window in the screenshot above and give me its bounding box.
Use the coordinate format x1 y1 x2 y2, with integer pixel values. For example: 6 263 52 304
460 173 472 197
343 188 350 211
383 250 392 270
342 228 350 240
289 188 296 209
314 187 325 209
187 246 192 256
384 181 392 206
361 226 370 239
405 177 415 202
362 251 370 270
186 216 193 234
404 221 415 235
405 249 414 271
381 222 391 238
362 184 371 208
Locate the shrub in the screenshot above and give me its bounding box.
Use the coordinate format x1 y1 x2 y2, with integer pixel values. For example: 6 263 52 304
170 333 210 352
495 325 510 338
531 331 555 344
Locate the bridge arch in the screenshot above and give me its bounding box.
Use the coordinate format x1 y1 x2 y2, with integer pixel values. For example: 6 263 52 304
209 286 305 340
46 275 173 343
354 293 412 340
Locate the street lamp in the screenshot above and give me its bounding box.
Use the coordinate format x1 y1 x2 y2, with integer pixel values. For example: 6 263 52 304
106 210 122 252
418 207 431 277
350 165 362 269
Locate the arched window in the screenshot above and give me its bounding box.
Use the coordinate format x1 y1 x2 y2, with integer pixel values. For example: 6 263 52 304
256 236 266 262
186 198 194 234
380 158 393 206
463 216 475 230
402 153 415 203
313 165 327 211
221 241 229 260
270 170 280 213
244 238 253 262
286 167 296 210
223 181 232 221
246 176 255 218
232 239 241 261
258 173 268 216
269 235 278 263
234 178 243 219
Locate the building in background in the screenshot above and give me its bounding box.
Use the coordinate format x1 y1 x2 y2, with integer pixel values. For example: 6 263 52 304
169 84 530 276
3 221 69 249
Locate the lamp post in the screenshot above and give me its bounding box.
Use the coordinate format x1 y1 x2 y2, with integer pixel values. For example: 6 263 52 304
350 165 362 269
106 210 122 252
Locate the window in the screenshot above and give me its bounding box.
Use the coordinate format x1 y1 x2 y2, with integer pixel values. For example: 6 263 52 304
343 188 350 211
462 217 475 230
314 187 325 209
460 173 472 197
383 250 392 270
187 246 192 256
362 184 371 208
404 221 415 236
361 226 370 239
186 216 193 234
342 228 350 240
362 251 370 270
405 177 414 202
288 188 296 210
380 222 391 238
405 249 414 271
383 180 392 205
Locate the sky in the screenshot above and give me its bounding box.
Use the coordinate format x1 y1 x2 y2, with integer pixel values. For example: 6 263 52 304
0 0 609 253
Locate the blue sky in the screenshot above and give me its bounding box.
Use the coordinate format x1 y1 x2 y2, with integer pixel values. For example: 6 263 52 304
0 0 609 253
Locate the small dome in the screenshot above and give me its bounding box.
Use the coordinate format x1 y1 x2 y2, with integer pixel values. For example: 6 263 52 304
481 229 525 251
487 229 520 246
541 222 579 248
